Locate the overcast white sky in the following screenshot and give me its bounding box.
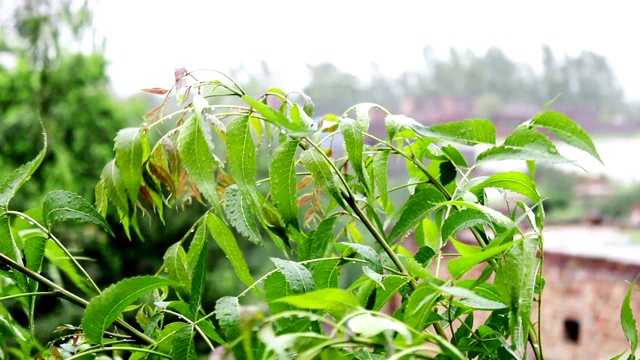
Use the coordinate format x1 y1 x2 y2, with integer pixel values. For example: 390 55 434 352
93 1 640 101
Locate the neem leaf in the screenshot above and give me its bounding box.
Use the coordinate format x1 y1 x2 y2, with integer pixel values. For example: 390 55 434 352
477 126 571 164
83 276 176 344
43 190 113 235
312 258 341 289
206 213 254 288
215 296 241 342
271 258 315 294
299 215 339 262
227 115 258 202
335 242 382 274
441 209 493 241
469 171 541 203
276 288 359 319
0 127 46 209
242 94 314 137
411 119 496 145
178 113 220 206
531 111 602 163
114 127 146 205
270 139 300 229
224 185 262 245
621 282 639 354
171 325 197 360
372 275 410 311
388 187 445 243
341 117 369 190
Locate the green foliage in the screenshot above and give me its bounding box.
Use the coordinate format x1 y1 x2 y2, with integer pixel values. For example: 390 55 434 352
0 69 614 359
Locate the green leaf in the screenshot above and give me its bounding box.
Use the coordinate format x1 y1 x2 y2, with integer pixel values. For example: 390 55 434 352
215 296 241 342
242 94 315 137
187 222 207 272
385 114 419 141
373 149 390 208
177 113 220 207
496 236 540 353
439 200 514 228
335 242 382 274
436 285 507 310
411 119 496 145
42 190 114 236
299 148 347 209
82 276 176 344
348 312 412 343
414 218 440 250
0 215 27 290
276 288 359 319
163 242 191 298
388 187 445 243
622 282 639 354
447 239 516 279
171 325 197 360
24 236 46 274
0 127 46 209
271 258 315 294
264 272 312 333
441 209 493 241
341 117 368 190
312 259 341 289
114 127 146 205
224 185 262 245
469 171 541 204
362 266 385 288
227 115 258 203
477 126 571 164
270 139 300 229
189 234 207 314
101 160 134 238
531 110 602 163
373 275 410 311
206 213 254 288
404 282 441 331
441 145 468 168
299 215 338 261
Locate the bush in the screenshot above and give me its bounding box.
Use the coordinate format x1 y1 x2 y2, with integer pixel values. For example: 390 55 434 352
0 70 622 359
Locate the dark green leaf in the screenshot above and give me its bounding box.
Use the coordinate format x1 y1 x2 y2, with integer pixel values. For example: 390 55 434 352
477 126 571 164
100 160 131 237
441 145 468 168
372 275 410 311
341 117 368 190
264 272 312 333
187 222 207 272
411 119 496 145
271 258 315 294
388 187 444 243
177 113 220 206
171 325 197 360
0 127 46 209
335 242 382 274
82 276 176 344
224 185 262 245
206 213 254 287
414 246 436 266
0 215 28 290
404 282 440 331
270 139 300 229
441 209 493 241
276 288 359 319
469 171 541 203
312 259 340 289
531 111 602 163
373 149 390 208
227 115 258 204
114 127 146 205
299 149 347 209
447 240 516 279
189 234 207 314
42 190 113 236
299 215 339 261
215 296 241 342
163 242 191 298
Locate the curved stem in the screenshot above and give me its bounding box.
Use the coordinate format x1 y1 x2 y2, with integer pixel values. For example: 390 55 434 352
65 346 172 360
0 252 155 345
0 291 56 302
3 210 102 294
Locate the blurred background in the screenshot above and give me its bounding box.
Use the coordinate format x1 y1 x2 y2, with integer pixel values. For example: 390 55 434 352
1 0 640 357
